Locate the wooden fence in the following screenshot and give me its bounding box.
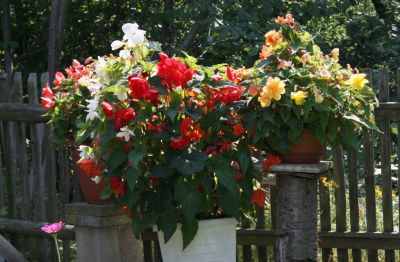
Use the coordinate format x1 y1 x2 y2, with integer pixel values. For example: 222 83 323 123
0 69 400 261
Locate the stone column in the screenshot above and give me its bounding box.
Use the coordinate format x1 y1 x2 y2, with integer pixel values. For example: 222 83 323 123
269 162 332 262
65 203 143 262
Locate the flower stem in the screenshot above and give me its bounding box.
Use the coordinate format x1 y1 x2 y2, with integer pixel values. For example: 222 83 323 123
52 235 61 262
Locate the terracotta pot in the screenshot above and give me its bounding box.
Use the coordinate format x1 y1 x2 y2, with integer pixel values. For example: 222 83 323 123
71 149 112 205
280 129 325 164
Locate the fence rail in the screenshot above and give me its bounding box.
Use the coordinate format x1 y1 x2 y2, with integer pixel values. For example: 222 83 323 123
1 69 400 261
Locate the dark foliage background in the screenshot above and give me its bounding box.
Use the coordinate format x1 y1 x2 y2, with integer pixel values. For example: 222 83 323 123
1 0 400 73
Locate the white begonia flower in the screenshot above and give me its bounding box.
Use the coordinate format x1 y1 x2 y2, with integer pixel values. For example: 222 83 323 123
78 77 103 96
111 40 125 50
95 56 109 83
85 96 100 121
78 76 91 87
78 145 94 159
87 80 103 96
91 176 102 184
122 23 146 48
116 126 134 142
114 86 128 101
119 49 131 59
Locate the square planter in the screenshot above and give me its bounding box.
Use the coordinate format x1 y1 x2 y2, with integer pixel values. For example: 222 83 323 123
156 217 237 262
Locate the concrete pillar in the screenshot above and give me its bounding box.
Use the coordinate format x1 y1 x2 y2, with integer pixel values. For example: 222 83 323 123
269 162 332 262
65 203 143 262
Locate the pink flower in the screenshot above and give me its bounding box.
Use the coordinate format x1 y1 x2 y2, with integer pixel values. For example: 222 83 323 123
41 84 55 109
41 221 65 234
53 72 65 86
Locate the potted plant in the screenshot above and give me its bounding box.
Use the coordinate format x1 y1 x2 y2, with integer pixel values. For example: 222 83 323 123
59 23 269 260
41 57 115 203
240 14 379 163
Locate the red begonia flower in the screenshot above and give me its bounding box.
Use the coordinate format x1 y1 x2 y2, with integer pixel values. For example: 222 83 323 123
251 188 266 207
156 53 195 90
41 84 55 109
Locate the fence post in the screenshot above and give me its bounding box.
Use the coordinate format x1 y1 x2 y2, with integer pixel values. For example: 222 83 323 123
65 203 143 262
270 162 332 261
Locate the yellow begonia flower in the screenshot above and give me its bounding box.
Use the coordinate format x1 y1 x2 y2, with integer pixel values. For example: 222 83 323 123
345 73 369 91
314 90 324 103
263 77 285 100
331 48 339 62
319 70 331 80
258 96 272 108
264 30 283 47
258 77 285 107
291 91 308 105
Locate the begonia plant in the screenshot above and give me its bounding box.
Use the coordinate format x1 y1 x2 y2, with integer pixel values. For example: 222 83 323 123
43 23 271 248
240 14 379 154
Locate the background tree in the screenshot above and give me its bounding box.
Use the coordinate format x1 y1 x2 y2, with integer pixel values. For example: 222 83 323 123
1 0 399 75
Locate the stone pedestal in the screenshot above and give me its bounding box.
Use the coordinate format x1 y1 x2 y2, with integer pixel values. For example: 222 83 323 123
269 161 332 262
65 203 143 262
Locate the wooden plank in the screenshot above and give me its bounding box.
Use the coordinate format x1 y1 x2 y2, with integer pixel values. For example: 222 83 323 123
13 73 32 257
58 146 71 262
40 73 57 221
363 134 378 261
142 240 153 262
27 73 47 261
378 68 395 261
270 185 277 260
332 147 348 261
0 235 28 262
255 204 267 261
237 229 280 246
319 231 400 250
0 103 49 123
0 218 75 240
375 102 400 121
153 241 162 262
347 149 361 262
241 218 252 262
0 144 3 208
13 73 30 220
397 68 400 239
363 67 378 262
319 172 333 262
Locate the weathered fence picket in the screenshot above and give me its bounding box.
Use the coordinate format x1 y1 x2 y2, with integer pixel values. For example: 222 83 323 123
1 69 400 261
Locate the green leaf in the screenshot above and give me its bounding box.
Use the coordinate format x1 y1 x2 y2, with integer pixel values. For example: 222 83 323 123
166 92 182 121
173 177 202 220
170 151 208 176
127 168 141 191
279 107 291 123
288 127 303 144
217 187 240 219
181 190 202 219
128 150 146 168
158 208 179 243
255 56 277 68
99 187 113 200
105 151 127 171
262 110 276 125
181 219 198 250
208 155 237 194
342 113 372 129
150 164 175 177
236 145 250 174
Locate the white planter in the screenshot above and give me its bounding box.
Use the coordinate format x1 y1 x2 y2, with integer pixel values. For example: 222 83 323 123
156 217 237 262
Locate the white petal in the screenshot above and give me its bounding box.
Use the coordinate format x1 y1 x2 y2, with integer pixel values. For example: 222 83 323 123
91 176 102 184
111 40 125 50
119 49 131 59
122 23 138 35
